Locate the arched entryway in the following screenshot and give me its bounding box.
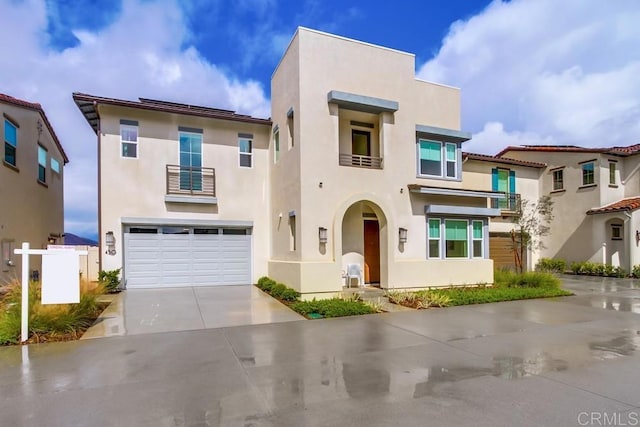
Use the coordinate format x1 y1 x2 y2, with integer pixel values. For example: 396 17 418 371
340 200 388 287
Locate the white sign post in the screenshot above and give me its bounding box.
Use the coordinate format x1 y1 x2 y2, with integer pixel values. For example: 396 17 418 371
14 243 87 343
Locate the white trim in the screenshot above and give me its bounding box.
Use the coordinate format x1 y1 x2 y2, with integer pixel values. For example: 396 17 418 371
238 136 253 168
120 124 138 159
121 217 253 227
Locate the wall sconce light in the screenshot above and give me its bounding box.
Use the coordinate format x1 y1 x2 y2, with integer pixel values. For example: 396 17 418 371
105 231 116 255
399 227 408 244
318 227 328 244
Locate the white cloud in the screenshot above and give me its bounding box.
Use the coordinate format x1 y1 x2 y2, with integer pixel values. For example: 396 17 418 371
418 0 640 155
0 0 271 238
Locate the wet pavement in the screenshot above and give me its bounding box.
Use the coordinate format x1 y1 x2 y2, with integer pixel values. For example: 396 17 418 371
2 276 640 426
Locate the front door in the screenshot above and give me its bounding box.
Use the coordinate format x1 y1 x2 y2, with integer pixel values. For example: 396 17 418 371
364 220 380 284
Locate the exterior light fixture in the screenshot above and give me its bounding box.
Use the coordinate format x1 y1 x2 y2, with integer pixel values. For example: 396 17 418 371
105 231 116 255
318 227 328 244
399 227 408 244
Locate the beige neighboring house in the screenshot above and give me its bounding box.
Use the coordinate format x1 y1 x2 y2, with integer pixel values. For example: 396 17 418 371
75 27 514 296
0 93 68 284
497 144 640 272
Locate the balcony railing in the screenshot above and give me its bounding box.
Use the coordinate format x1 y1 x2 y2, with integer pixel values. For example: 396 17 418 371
491 193 521 214
166 165 215 197
339 153 383 169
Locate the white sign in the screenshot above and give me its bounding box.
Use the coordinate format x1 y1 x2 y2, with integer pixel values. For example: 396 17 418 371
41 250 80 304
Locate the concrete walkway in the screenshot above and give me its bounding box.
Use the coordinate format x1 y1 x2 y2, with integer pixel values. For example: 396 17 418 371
82 285 304 338
2 276 640 426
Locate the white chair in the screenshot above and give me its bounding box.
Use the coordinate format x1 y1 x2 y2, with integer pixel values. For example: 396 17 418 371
345 263 363 288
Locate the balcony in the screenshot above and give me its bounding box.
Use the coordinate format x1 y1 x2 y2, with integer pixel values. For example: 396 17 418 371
339 153 383 169
165 165 216 204
491 193 521 215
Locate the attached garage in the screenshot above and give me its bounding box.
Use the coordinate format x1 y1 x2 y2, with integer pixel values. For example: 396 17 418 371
123 225 252 288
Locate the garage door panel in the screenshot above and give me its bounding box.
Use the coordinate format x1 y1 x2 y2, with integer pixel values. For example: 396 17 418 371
125 228 251 288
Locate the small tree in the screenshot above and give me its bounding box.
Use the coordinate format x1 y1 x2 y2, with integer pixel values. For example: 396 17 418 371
511 195 554 273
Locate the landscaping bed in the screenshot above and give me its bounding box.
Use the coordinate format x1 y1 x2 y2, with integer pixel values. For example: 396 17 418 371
0 281 109 345
387 270 572 309
256 277 379 319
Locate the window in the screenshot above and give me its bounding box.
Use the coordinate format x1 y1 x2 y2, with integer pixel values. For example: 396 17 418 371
4 119 17 166
239 137 252 168
289 215 296 251
274 129 280 162
37 145 47 183
120 124 138 158
179 131 202 191
194 228 219 235
582 162 595 186
492 168 515 208
609 162 617 185
611 224 623 240
417 139 459 179
472 221 483 258
428 218 440 258
445 219 468 258
287 109 294 148
51 157 60 174
352 130 371 156
552 169 564 191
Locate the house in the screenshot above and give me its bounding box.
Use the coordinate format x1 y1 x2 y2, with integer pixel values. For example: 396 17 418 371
497 144 640 272
74 27 512 296
0 93 68 284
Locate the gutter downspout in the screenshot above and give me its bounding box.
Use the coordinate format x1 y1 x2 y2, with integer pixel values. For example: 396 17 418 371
623 210 633 274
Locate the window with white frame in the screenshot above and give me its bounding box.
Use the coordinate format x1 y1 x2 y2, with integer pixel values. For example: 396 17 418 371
417 139 458 179
51 157 60 174
427 218 486 260
609 161 617 185
581 161 595 186
552 168 564 191
4 118 17 166
37 145 47 183
120 123 138 158
428 218 441 258
239 136 252 167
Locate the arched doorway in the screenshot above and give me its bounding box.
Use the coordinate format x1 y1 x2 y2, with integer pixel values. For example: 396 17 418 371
341 200 388 286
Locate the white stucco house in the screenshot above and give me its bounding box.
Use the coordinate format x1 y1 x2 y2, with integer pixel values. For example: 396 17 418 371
73 27 531 296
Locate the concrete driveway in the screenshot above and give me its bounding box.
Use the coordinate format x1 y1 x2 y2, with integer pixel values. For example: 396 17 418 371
82 285 304 338
2 276 640 426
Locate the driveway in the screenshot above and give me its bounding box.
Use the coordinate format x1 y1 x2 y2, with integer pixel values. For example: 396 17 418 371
2 276 640 426
82 285 304 338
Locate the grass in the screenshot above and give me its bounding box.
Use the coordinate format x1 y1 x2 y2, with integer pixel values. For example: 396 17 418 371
387 270 572 309
0 280 107 345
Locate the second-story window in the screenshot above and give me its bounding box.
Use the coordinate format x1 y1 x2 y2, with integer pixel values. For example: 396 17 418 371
274 128 280 162
120 122 138 158
37 145 47 183
51 157 60 174
609 161 617 185
179 130 202 191
417 139 459 179
239 136 252 168
582 161 595 186
4 119 17 166
552 168 564 191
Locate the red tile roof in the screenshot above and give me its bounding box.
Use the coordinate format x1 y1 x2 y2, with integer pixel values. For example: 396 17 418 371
463 152 546 168
497 144 640 158
0 93 69 163
586 197 640 215
73 92 272 134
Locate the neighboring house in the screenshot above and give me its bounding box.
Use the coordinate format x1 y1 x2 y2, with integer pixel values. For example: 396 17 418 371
74 27 512 296
0 93 68 284
461 153 545 270
497 144 640 272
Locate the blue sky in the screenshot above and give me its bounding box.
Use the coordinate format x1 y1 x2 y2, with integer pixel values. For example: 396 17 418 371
1 0 639 240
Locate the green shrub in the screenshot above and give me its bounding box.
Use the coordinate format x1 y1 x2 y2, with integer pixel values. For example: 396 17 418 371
97 268 121 293
494 270 560 289
535 258 567 273
429 286 571 306
269 283 287 298
256 276 271 289
632 265 640 278
570 261 627 278
279 288 300 302
260 278 276 292
570 261 584 274
290 298 375 318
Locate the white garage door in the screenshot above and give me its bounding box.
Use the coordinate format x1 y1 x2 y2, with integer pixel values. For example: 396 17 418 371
124 226 251 288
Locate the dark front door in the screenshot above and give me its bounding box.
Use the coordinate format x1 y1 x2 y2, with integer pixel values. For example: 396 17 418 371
364 220 380 284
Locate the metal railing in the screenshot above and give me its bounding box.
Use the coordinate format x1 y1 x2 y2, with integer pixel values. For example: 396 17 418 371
339 153 383 169
166 165 215 197
491 193 521 214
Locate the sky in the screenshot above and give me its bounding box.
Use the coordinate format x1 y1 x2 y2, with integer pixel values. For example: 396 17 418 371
1 0 639 240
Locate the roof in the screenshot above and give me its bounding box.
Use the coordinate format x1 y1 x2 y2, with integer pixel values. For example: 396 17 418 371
586 197 640 215
72 92 272 134
463 152 546 168
496 144 640 158
0 93 69 163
